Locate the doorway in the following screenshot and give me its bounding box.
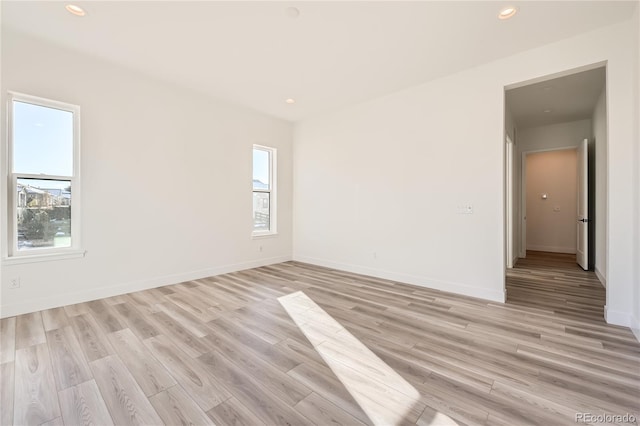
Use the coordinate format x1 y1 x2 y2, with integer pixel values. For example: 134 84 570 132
522 147 579 259
503 63 607 315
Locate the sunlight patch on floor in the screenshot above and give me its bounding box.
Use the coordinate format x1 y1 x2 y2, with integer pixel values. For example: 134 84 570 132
279 291 459 426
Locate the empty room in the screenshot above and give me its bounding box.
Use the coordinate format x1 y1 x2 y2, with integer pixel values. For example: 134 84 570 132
1 1 639 425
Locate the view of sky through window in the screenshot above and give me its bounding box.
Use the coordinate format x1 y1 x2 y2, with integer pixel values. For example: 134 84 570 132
13 101 73 177
253 148 270 187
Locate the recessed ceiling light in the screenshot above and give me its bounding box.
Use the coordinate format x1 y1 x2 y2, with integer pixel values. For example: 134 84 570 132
285 7 300 18
498 6 518 20
65 4 86 17
285 98 296 104
543 109 552 113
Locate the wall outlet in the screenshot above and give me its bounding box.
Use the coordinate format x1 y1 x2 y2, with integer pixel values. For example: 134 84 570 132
456 204 474 214
259 245 263 252
9 277 20 289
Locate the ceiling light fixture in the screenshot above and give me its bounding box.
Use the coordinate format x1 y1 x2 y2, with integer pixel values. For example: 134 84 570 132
543 109 552 113
285 98 296 104
65 4 86 17
498 6 517 20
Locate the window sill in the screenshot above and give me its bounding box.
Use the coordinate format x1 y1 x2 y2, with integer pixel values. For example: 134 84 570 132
252 232 278 239
3 249 86 266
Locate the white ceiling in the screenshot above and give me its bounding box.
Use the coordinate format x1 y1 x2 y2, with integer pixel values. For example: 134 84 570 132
506 66 606 129
2 1 637 122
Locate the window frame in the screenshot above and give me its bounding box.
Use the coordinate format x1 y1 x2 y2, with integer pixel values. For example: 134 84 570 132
252 144 277 238
5 92 83 263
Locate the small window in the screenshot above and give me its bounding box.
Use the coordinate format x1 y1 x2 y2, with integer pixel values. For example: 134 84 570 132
7 93 81 258
253 145 276 236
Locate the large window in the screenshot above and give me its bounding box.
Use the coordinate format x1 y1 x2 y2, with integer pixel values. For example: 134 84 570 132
7 93 81 258
252 145 276 236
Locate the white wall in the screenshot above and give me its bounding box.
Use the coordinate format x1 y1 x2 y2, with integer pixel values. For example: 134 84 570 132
525 150 577 254
601 14 640 329
0 30 293 317
518 119 592 153
294 74 506 302
592 88 608 283
293 16 639 328
632 4 640 341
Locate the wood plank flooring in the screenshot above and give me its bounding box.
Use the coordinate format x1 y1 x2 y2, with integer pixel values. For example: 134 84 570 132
1 258 638 425
507 251 606 322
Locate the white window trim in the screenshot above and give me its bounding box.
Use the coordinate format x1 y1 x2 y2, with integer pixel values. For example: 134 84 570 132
252 144 277 238
4 92 84 263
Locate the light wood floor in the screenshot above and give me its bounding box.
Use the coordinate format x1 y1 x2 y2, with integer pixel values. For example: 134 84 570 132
1 259 638 425
507 251 606 322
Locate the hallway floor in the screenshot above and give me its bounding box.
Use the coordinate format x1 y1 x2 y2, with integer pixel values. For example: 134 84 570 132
507 251 605 322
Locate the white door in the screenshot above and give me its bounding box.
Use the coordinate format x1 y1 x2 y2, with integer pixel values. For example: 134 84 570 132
576 139 589 270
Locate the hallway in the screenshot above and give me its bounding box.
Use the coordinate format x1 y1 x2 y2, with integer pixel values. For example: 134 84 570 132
507 251 605 322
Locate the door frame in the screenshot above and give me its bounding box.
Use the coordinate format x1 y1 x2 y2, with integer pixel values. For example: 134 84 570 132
505 135 515 268
577 138 589 270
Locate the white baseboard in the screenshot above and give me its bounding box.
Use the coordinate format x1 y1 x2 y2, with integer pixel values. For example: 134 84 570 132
632 313 640 343
604 305 633 328
629 314 640 342
594 267 606 288
506 255 518 269
526 245 576 254
293 254 505 303
0 255 292 318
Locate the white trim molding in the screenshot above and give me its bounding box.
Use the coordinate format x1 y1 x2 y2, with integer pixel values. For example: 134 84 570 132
604 305 633 328
594 267 606 288
3 249 86 266
631 313 640 343
293 255 506 303
526 245 577 254
0 255 291 318
6 92 82 261
252 144 277 237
